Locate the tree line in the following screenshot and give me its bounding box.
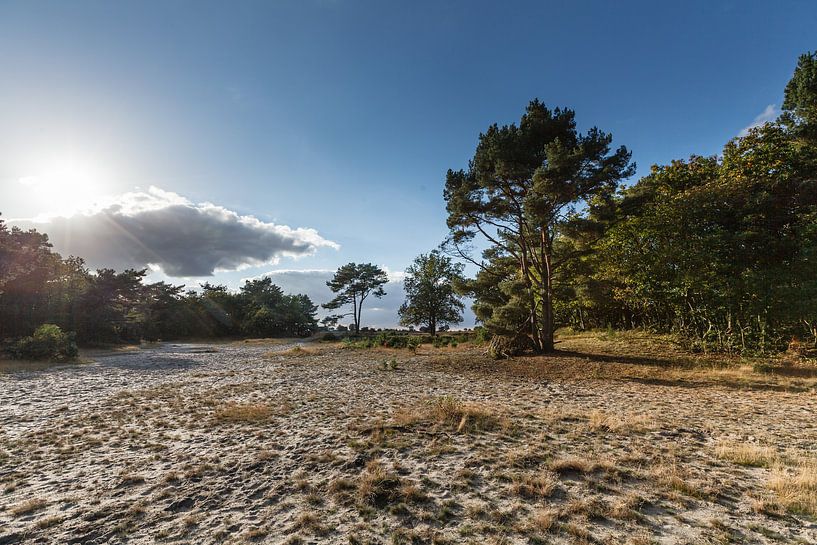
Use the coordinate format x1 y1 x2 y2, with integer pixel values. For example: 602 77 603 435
445 51 817 353
0 222 464 347
0 227 319 345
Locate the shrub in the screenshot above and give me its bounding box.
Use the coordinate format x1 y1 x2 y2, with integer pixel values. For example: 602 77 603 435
321 332 339 342
472 326 491 345
432 335 457 348
12 324 78 362
342 332 421 351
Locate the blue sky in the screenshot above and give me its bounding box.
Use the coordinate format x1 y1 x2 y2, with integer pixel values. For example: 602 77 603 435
1 0 815 326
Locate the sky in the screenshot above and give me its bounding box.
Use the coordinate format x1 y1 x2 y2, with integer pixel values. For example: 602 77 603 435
1 0 816 327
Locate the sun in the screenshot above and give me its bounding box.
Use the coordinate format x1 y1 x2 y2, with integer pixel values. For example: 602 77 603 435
18 154 109 216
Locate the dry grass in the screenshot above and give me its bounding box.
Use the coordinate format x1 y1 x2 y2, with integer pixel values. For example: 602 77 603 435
291 511 329 536
549 456 602 475
510 471 559 499
768 457 817 516
607 492 644 521
394 396 505 433
272 345 314 358
10 498 47 517
586 409 655 433
491 329 817 391
356 460 401 506
213 402 281 424
651 463 708 499
715 441 778 467
525 507 558 532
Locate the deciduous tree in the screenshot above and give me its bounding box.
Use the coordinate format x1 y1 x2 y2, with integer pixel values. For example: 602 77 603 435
398 250 465 336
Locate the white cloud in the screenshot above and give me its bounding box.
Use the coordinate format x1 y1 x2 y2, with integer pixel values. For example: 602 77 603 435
738 104 779 137
13 186 339 276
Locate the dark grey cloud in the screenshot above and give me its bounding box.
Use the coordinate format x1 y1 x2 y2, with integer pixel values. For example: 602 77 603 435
249 268 477 329
16 187 338 276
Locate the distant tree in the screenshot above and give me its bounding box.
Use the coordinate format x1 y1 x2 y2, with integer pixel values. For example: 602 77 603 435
444 100 634 351
0 218 62 339
142 281 188 341
322 263 388 334
398 250 465 336
783 51 817 128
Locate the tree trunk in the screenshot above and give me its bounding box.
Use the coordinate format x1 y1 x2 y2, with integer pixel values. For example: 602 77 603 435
352 293 360 334
541 241 555 352
520 241 543 352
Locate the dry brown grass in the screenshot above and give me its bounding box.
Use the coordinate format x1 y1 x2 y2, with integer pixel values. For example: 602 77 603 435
521 507 558 534
291 511 329 536
356 460 401 506
768 457 817 516
35 514 62 529
607 492 644 521
510 471 559 499
213 402 284 424
271 345 314 358
549 456 606 475
586 409 655 434
715 441 777 467
426 329 817 392
651 463 708 499
394 396 505 433
10 498 47 517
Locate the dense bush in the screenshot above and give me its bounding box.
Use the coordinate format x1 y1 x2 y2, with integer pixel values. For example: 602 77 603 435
342 332 422 351
432 335 458 348
11 324 78 362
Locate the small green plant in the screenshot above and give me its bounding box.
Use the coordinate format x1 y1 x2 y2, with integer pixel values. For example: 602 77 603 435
380 358 399 371
11 324 78 362
472 327 491 345
432 335 456 348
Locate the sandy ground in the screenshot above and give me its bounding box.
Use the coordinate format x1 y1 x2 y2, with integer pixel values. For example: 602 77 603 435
1 337 816 544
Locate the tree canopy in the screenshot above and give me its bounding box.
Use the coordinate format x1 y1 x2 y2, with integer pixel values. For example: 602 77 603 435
444 100 634 351
398 250 465 336
322 263 388 334
0 217 319 345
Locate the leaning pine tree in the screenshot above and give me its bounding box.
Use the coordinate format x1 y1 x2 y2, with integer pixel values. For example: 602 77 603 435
322 263 388 334
444 100 634 353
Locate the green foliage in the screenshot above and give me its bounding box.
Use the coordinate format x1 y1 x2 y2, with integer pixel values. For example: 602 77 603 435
342 332 421 351
444 100 634 352
471 326 491 345
783 51 817 126
11 324 78 361
448 51 817 355
322 263 388 334
559 54 817 353
431 335 457 348
0 217 318 345
398 250 465 336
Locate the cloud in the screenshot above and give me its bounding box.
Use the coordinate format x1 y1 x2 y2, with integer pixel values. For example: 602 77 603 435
246 268 477 329
15 186 338 276
738 104 779 137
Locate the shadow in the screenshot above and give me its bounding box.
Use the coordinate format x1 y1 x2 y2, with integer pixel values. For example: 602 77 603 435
541 349 687 369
